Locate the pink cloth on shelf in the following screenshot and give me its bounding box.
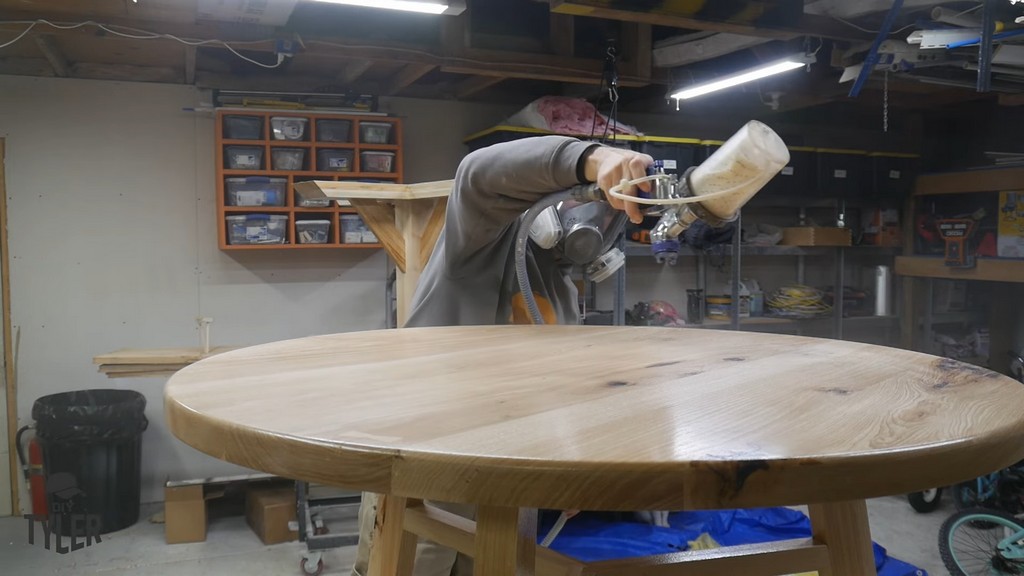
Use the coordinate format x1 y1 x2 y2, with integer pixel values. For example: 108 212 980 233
513 96 640 136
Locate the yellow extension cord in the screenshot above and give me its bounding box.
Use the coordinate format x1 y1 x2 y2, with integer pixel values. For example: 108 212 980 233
766 285 832 317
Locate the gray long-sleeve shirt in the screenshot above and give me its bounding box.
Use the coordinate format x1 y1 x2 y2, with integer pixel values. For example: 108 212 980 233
405 136 597 328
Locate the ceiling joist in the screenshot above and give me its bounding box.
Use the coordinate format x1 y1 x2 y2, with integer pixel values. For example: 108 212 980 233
33 34 69 78
454 75 505 99
547 0 870 42
384 63 435 96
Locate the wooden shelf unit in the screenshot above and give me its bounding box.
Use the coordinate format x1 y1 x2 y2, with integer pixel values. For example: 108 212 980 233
215 109 403 250
899 167 1024 375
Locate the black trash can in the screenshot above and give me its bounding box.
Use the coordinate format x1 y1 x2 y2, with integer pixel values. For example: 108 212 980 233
32 389 148 536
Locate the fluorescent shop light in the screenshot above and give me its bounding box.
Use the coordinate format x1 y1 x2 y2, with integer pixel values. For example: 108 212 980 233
670 53 816 100
308 0 460 15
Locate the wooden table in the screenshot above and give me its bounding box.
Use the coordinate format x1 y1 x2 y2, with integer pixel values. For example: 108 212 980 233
165 325 1024 576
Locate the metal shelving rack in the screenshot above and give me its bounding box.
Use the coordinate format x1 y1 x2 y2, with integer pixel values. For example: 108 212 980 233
611 217 902 341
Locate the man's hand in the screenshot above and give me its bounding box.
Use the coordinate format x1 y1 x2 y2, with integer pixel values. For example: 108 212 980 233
583 146 654 225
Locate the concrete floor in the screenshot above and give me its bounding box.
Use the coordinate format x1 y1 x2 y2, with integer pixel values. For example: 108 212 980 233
1 495 951 575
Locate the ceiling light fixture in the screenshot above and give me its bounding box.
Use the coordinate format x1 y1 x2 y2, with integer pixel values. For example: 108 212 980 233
308 0 464 15
670 53 816 101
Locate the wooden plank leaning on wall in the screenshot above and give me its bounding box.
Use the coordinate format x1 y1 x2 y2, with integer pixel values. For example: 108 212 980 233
1 139 18 515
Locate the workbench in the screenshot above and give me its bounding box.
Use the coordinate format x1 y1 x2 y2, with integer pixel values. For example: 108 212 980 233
165 324 1024 576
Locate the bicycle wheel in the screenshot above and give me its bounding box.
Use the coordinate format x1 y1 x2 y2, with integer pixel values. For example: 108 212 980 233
940 507 1024 575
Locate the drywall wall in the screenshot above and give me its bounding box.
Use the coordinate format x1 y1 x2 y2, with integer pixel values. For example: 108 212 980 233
0 75 517 507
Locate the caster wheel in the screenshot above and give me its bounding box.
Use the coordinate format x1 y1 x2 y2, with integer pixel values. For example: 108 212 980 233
300 557 324 576
907 488 943 513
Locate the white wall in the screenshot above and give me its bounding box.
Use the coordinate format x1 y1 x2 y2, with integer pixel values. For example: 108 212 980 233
0 75 517 507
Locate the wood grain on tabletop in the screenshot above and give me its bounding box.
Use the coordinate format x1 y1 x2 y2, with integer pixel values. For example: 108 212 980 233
164 325 1024 511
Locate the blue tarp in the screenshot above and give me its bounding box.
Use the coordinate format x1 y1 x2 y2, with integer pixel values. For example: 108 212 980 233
538 508 925 576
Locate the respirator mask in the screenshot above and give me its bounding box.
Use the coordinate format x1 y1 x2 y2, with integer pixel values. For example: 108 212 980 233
527 199 628 283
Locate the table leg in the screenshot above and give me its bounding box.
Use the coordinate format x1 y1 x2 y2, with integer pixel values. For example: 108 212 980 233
808 500 876 576
474 506 537 576
368 495 418 576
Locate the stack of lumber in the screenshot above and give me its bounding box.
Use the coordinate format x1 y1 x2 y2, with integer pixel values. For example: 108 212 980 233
94 347 235 378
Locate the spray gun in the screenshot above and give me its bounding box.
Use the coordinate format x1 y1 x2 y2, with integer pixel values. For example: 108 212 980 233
517 120 790 325
646 121 791 265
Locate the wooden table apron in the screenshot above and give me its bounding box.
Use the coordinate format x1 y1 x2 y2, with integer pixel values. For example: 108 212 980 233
165 325 1024 574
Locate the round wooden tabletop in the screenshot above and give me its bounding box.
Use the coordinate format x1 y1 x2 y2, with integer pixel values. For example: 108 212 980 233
165 325 1024 511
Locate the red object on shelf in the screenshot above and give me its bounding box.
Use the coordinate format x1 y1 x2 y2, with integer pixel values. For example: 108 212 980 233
28 437 47 517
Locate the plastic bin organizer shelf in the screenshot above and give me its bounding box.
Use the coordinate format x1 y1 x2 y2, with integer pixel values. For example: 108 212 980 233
32 390 148 536
817 148 868 198
215 110 402 250
226 214 288 245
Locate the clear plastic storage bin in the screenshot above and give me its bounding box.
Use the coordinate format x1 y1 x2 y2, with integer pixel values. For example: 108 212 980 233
225 146 264 170
225 177 287 207
296 220 331 244
224 115 262 140
226 214 288 245
360 121 393 144
340 214 369 244
296 191 333 208
271 117 308 141
317 149 354 172
361 151 395 173
316 119 352 143
271 148 305 170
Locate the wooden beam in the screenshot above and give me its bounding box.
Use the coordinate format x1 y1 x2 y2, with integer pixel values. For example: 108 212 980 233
0 15 655 87
548 0 869 42
384 63 435 96
454 75 505 99
337 60 373 85
34 35 69 77
72 62 181 83
402 503 585 576
621 23 651 79
915 167 1024 195
1 139 17 517
584 538 831 576
184 45 196 84
998 92 1024 106
549 13 575 57
441 12 468 55
895 256 1024 283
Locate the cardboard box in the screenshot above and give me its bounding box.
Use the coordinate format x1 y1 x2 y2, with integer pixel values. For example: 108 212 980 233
165 484 206 544
780 227 852 247
998 191 1024 258
246 486 298 545
862 208 902 247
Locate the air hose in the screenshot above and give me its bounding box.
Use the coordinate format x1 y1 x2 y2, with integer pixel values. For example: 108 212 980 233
515 189 576 325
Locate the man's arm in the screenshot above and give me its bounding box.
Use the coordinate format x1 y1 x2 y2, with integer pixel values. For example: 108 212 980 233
446 136 652 265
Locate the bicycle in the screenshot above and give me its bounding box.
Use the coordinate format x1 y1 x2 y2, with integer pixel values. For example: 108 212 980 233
939 463 1024 575
952 462 1024 512
940 508 1024 575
